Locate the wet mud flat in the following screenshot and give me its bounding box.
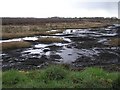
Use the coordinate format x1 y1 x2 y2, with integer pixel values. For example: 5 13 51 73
1 24 120 71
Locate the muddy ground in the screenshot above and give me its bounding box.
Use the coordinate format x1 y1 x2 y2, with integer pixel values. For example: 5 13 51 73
1 24 120 71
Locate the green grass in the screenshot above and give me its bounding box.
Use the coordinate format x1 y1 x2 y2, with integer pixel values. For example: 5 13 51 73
2 65 120 88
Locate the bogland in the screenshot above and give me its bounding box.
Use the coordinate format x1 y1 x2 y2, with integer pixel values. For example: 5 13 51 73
1 17 120 88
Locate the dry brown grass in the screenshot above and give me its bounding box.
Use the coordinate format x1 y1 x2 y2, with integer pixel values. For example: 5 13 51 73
46 22 108 29
2 25 49 39
1 22 109 39
2 30 64 39
2 25 64 39
109 38 120 46
2 32 40 39
38 37 65 43
0 41 31 51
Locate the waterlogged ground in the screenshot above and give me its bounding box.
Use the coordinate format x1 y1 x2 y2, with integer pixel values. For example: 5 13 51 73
1 24 120 71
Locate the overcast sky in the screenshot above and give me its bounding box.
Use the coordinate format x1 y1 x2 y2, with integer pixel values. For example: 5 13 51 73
0 0 119 18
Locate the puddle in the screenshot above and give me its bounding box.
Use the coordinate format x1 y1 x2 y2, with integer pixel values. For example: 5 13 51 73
108 24 120 29
23 49 43 54
63 29 98 35
34 44 50 48
23 37 38 41
0 36 38 43
0 38 22 43
34 43 68 49
39 36 71 42
53 43 68 47
46 29 59 32
62 38 71 42
0 53 6 57
57 47 79 63
101 33 117 37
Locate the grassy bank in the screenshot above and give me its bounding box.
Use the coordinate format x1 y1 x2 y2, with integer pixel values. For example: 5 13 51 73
0 41 31 51
2 65 120 88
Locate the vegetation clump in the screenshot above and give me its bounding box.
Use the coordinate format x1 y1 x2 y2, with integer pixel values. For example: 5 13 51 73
41 65 67 80
38 37 65 43
2 25 64 39
1 41 31 51
109 38 120 46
